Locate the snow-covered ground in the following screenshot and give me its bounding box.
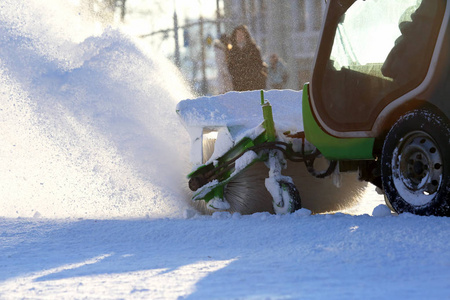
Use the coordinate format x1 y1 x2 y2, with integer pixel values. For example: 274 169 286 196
1 1 450 299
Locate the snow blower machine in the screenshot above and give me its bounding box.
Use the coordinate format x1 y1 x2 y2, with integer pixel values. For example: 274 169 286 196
177 0 450 216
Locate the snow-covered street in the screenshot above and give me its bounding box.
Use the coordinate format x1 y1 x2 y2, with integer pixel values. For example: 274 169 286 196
2 200 450 299
1 1 450 299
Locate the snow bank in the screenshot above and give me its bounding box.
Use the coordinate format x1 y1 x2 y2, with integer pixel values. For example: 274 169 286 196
0 0 192 218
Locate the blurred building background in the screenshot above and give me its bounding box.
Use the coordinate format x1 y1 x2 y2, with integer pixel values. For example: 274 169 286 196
76 0 327 95
223 0 326 90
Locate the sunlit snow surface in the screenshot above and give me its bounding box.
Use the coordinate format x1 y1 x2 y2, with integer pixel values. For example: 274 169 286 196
1 1 450 299
2 209 450 299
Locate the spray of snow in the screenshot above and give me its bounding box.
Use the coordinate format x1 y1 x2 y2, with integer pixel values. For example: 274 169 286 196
0 0 193 218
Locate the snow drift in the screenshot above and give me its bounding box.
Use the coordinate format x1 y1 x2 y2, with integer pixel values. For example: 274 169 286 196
0 0 193 218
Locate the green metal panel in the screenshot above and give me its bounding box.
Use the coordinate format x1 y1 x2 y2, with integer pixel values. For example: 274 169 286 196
302 84 375 160
261 90 276 142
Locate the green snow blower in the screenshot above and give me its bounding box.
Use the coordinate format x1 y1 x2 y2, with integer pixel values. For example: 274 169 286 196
177 0 450 216
186 90 303 214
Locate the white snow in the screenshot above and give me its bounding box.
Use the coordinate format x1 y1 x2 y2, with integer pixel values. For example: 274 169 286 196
0 0 192 219
177 90 301 165
177 89 304 142
208 128 234 164
372 204 393 217
232 151 259 175
1 1 450 299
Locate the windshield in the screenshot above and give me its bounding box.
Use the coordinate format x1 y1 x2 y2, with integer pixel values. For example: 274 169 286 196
312 0 445 132
331 0 420 71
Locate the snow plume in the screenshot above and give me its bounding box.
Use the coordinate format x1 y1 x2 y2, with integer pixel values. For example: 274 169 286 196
0 0 193 218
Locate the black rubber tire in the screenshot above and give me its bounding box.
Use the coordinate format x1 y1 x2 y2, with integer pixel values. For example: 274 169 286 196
275 180 302 214
381 109 450 216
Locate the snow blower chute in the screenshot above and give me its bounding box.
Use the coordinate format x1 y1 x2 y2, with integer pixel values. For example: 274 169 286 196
177 0 450 216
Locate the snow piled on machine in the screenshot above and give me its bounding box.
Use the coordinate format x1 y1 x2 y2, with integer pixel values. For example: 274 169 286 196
177 90 303 143
177 90 305 168
0 0 193 218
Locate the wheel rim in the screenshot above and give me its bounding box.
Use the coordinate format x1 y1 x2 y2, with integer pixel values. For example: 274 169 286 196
391 131 443 206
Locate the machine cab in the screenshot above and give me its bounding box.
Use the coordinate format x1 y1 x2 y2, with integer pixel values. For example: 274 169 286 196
309 0 448 137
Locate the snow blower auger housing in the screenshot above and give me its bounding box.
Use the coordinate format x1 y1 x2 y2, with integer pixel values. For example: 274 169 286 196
182 91 305 214
177 0 450 217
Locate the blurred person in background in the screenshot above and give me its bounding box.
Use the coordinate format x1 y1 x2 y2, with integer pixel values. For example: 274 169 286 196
227 25 267 91
267 53 288 89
